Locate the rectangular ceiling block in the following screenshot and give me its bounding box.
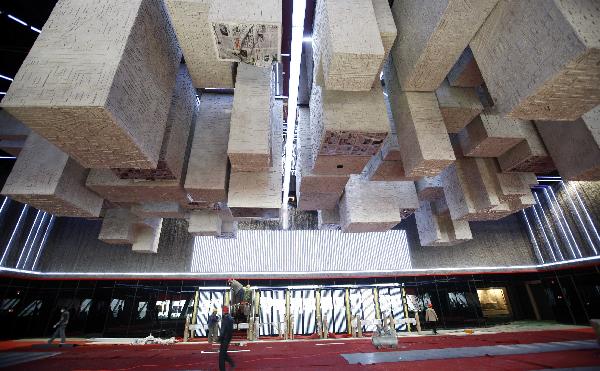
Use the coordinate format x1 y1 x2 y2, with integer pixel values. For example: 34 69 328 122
165 0 234 88
415 200 472 246
318 207 341 230
536 106 600 180
98 208 135 244
0 139 25 156
362 150 417 182
308 83 387 175
297 191 341 211
0 109 30 140
384 61 455 177
228 64 274 171
339 175 418 233
185 93 232 203
131 202 186 219
471 0 600 120
208 0 281 67
497 121 555 173
447 47 484 88
188 210 221 236
296 107 349 198
435 80 483 133
458 109 527 157
390 0 498 91
380 130 401 161
1 0 181 169
86 169 186 204
113 65 196 181
371 0 397 82
415 175 444 202
132 218 163 254
228 101 283 218
1 133 103 217
314 0 384 91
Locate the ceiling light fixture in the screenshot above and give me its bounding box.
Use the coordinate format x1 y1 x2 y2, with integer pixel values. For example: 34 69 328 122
281 0 307 229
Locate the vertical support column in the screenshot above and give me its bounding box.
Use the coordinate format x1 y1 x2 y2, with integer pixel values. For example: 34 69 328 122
374 287 381 320
315 290 323 338
345 288 352 335
191 290 199 339
402 285 410 332
525 283 541 321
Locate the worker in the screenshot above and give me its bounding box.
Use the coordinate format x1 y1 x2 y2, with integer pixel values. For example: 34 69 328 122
219 305 235 371
207 308 220 344
425 303 438 335
48 307 69 344
228 279 244 305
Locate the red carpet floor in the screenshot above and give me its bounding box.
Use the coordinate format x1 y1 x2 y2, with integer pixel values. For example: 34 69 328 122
1 328 598 370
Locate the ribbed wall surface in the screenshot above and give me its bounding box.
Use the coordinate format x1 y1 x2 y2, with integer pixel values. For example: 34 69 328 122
191 230 411 274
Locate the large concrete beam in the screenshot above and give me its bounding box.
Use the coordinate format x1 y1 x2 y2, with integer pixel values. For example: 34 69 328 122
188 210 221 236
185 94 232 203
1 133 103 217
497 121 555 173
447 47 484 88
1 0 181 169
471 0 600 120
458 109 527 157
98 208 135 245
390 0 498 91
384 60 455 177
164 0 234 88
0 109 30 140
435 81 483 133
536 106 600 180
371 0 397 83
132 218 163 254
228 64 274 171
113 65 196 181
339 175 418 233
313 0 384 91
131 202 186 219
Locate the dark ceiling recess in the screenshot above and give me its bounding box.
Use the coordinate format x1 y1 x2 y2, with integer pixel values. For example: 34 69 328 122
0 1 57 95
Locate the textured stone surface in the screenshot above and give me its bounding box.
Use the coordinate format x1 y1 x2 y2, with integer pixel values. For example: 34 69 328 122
384 60 455 177
0 109 30 140
1 133 103 217
371 0 397 84
497 121 555 173
188 210 221 236
362 150 418 181
228 64 274 171
435 80 483 133
185 93 232 202
390 0 498 91
208 0 281 67
86 169 186 204
131 202 186 219
458 109 527 157
415 175 444 202
310 84 389 164
132 218 163 253
379 130 401 161
339 175 419 232
1 0 181 169
227 101 282 218
447 47 484 88
471 0 600 120
318 207 341 230
98 208 135 244
536 106 600 180
415 200 472 246
164 0 234 88
113 65 196 180
313 0 384 91
297 191 341 211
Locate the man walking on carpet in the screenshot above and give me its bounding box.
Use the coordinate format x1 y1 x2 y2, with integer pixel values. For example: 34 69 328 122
425 303 438 335
208 308 220 344
48 307 69 344
219 305 235 370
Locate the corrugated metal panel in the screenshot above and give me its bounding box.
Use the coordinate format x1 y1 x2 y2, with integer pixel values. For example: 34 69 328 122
191 230 411 274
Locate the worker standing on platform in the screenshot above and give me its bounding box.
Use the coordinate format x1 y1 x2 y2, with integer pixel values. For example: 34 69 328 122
228 279 244 306
208 308 220 344
425 303 438 335
48 307 69 344
219 306 235 371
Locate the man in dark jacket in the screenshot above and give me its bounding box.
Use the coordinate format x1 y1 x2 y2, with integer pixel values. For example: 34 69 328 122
48 307 69 344
219 305 235 370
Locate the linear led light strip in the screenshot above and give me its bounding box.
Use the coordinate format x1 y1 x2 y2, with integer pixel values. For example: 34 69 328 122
281 0 307 229
3 255 600 278
542 188 579 259
560 181 598 255
6 14 41 33
545 187 582 258
0 204 29 266
15 210 42 268
20 212 49 269
32 216 55 271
